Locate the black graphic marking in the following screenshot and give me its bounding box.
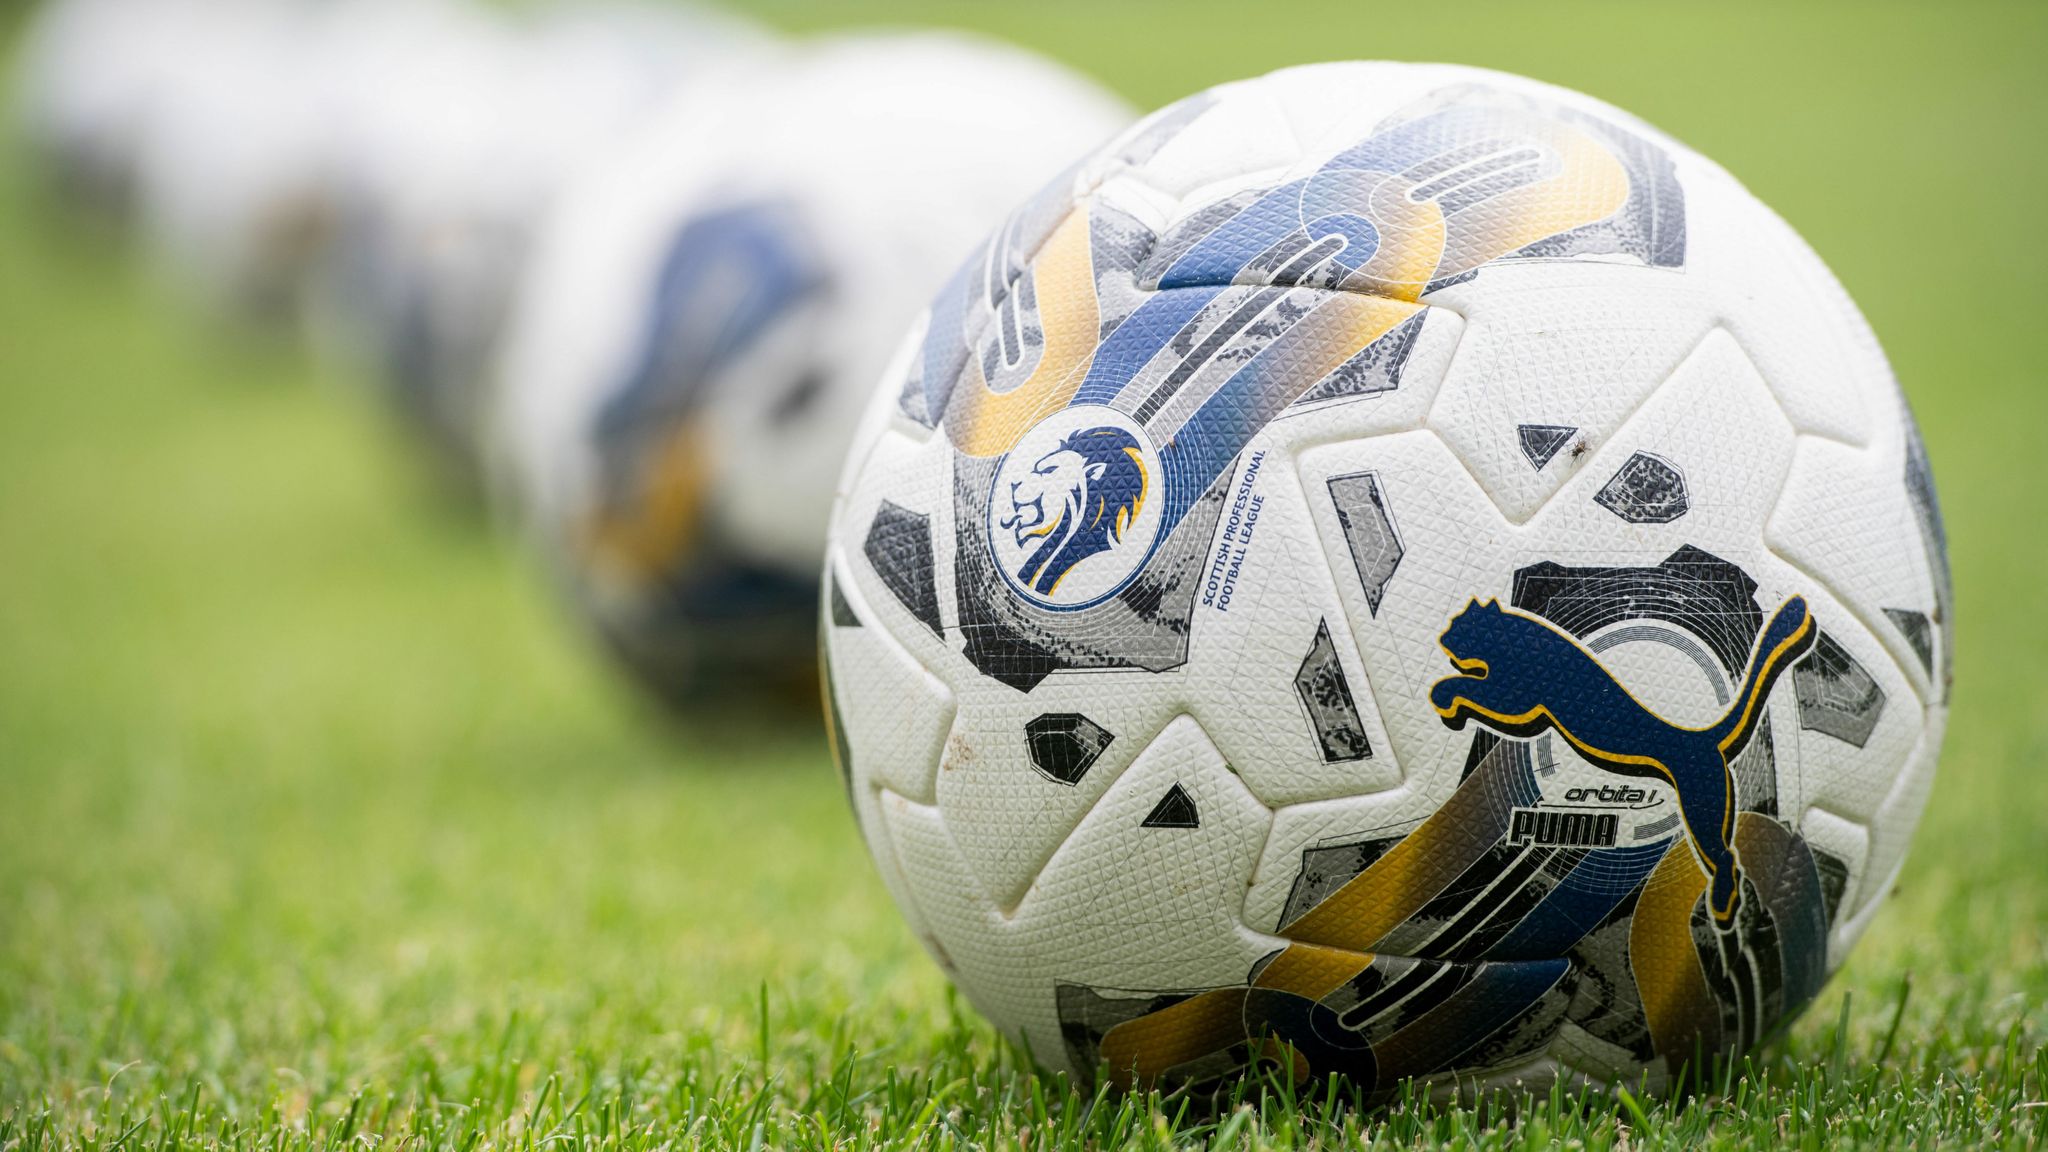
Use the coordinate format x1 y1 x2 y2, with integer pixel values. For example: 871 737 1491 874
828 570 861 628
1327 471 1402 616
1024 714 1114 786
1517 424 1579 471
1296 620 1372 762
1793 630 1886 748
862 501 943 638
1882 607 1934 678
1141 783 1200 829
1595 451 1689 524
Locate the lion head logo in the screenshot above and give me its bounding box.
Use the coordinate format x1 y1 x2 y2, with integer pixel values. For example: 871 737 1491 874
998 426 1150 598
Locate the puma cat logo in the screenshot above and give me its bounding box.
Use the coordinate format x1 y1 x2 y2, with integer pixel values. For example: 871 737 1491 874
1429 595 1816 924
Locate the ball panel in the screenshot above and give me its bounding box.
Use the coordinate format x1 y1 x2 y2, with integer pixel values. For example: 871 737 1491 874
1106 79 1301 205
866 789 951 979
1175 449 1404 808
823 551 955 806
1833 708 1940 948
1867 709 1942 915
838 425 959 669
931 678 1179 912
880 716 1280 1075
1421 263 1722 525
1767 435 1948 705
1510 326 1799 574
1673 158 1880 446
1296 431 1518 798
1794 805 1872 963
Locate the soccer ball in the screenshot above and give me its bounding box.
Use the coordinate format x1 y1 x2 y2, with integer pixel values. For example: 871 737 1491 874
129 0 335 323
822 62 1949 1096
308 0 534 415
16 0 266 218
320 0 761 478
495 35 1133 701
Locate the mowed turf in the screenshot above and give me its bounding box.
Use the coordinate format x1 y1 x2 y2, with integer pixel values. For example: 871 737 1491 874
1 1 2043 1148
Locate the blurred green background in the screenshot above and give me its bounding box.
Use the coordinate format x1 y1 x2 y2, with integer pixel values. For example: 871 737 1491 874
0 2 2042 1147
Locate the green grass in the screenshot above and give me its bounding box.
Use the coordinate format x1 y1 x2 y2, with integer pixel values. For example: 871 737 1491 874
1 1 2045 1147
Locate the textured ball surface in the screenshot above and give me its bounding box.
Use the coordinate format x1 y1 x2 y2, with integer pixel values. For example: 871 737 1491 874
822 62 1950 1095
497 34 1132 700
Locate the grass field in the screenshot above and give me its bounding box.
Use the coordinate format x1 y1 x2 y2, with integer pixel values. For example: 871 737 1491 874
2 1 2045 1147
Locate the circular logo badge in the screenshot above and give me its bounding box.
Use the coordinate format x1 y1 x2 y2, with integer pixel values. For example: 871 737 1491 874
987 405 1163 610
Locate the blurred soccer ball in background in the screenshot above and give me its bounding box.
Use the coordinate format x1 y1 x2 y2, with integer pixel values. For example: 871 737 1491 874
320 0 764 482
128 0 334 323
497 34 1132 703
20 0 761 473
823 62 1949 1095
17 0 264 219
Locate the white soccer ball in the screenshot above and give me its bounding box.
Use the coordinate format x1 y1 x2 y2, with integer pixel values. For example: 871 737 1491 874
496 34 1133 701
16 0 263 217
129 0 335 323
319 0 763 476
823 62 1949 1096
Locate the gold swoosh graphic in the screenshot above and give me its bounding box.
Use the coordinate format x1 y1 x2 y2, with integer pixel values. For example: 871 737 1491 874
945 210 1100 459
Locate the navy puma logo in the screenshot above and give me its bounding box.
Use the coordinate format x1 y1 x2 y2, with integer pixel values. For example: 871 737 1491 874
1429 595 1817 924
